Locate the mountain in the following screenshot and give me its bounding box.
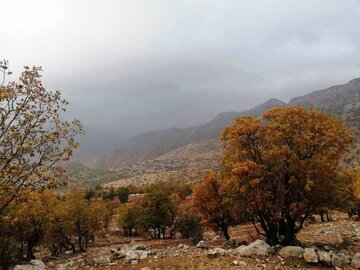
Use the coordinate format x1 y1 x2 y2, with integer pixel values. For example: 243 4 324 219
81 78 359 172
289 78 360 168
81 98 287 169
76 78 360 188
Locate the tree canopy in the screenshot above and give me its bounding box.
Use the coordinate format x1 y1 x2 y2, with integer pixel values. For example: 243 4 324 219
0 64 83 214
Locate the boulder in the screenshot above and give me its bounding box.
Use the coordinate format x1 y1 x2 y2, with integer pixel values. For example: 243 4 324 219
351 253 360 269
303 248 318 263
332 253 350 267
124 251 140 264
196 240 209 249
236 239 273 257
131 244 150 251
110 249 126 259
278 246 304 259
318 250 332 266
13 260 46 270
207 248 228 258
224 238 243 248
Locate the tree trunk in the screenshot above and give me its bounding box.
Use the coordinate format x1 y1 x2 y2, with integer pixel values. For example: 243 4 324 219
220 225 230 240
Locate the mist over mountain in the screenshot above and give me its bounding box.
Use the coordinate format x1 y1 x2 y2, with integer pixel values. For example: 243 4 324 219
79 77 359 170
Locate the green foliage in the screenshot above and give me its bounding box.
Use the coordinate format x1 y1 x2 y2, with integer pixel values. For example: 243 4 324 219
84 189 96 201
176 212 203 244
117 187 130 203
140 184 177 239
118 205 141 236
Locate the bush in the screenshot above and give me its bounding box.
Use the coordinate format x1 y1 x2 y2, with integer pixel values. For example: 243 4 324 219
177 212 203 244
118 205 141 236
117 187 130 203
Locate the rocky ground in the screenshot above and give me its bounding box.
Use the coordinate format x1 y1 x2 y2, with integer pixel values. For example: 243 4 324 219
17 212 360 270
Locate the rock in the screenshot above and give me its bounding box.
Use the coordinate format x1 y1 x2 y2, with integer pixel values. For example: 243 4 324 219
318 250 332 265
139 251 148 260
132 244 150 251
303 248 318 263
332 253 350 267
224 238 238 248
177 244 189 249
351 253 360 269
236 239 273 257
141 268 151 270
278 246 304 259
124 251 140 264
207 248 228 258
13 260 46 270
196 240 209 249
110 249 126 259
232 260 239 266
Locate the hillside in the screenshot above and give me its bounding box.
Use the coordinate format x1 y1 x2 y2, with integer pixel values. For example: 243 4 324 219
81 98 286 170
78 78 360 188
289 78 360 167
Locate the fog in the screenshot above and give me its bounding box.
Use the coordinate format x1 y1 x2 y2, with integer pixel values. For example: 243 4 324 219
1 0 360 152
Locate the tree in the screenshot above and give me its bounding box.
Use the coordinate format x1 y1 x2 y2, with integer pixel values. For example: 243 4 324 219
193 172 243 240
221 106 353 245
65 187 102 251
348 167 360 218
102 187 117 201
140 184 177 239
176 200 203 244
118 205 141 236
0 64 83 214
117 187 130 203
84 189 96 201
0 189 58 268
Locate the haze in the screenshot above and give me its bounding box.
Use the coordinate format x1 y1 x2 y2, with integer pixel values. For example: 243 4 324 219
1 0 360 153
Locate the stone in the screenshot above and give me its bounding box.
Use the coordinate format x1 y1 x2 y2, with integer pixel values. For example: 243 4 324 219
132 244 150 251
303 248 318 263
332 253 350 267
278 246 304 259
110 249 126 259
141 268 151 270
318 250 331 265
351 253 360 269
236 239 274 257
196 240 209 249
224 238 238 248
207 247 228 258
13 260 46 270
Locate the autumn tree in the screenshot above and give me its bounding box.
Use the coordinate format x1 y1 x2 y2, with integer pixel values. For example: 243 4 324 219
0 64 83 214
193 172 244 240
221 107 353 245
65 187 103 251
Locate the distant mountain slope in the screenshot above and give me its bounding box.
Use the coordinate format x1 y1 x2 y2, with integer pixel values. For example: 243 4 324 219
82 98 286 169
82 78 360 171
289 78 360 168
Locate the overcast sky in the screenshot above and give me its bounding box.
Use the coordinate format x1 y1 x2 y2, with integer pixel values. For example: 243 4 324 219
1 0 360 139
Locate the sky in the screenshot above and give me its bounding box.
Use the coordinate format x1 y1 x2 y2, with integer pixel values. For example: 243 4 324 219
1 0 360 144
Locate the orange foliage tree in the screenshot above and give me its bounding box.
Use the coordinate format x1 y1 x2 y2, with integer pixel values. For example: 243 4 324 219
220 107 353 245
193 172 244 240
0 64 83 214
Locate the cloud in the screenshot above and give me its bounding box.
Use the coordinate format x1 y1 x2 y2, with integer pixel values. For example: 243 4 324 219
1 0 360 139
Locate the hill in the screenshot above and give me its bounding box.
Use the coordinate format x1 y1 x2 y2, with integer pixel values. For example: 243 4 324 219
81 98 286 170
77 78 359 188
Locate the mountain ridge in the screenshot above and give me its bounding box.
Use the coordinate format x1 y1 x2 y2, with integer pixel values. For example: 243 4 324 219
81 78 359 170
